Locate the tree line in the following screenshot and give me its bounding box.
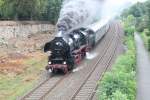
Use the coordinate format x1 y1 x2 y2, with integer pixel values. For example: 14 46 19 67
122 0 150 32
122 0 150 51
0 0 63 24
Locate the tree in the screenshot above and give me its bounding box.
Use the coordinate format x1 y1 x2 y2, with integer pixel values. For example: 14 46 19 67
145 1 150 31
0 0 63 23
44 0 62 24
122 0 150 32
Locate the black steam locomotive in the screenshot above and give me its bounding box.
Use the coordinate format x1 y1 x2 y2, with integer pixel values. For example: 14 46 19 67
44 21 109 73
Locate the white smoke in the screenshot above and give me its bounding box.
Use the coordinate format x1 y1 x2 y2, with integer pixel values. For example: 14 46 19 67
56 0 147 35
72 66 84 72
86 52 98 59
100 0 147 21
101 0 131 20
57 0 102 33
132 0 147 3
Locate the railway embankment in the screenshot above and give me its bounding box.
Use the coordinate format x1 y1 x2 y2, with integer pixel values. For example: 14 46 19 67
0 21 55 49
0 21 55 100
0 21 54 39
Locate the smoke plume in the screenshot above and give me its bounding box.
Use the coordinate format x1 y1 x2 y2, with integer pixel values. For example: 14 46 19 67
56 0 102 33
56 0 147 36
100 0 147 21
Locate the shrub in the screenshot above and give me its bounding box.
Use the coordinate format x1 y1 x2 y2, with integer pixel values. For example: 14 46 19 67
144 29 150 36
141 29 150 51
98 36 136 100
148 37 150 51
124 26 135 36
111 90 129 100
99 71 136 100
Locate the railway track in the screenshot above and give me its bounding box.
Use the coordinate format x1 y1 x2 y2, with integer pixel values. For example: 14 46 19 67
71 23 121 100
21 73 70 100
20 22 123 100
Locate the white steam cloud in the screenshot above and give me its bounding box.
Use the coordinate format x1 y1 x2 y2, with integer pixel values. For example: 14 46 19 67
86 52 98 59
100 0 147 21
101 0 131 21
56 0 147 35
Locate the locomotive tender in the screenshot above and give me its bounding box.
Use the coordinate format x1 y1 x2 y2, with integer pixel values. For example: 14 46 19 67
44 21 110 74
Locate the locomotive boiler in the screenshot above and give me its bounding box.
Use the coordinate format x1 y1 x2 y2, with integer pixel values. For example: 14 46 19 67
44 21 109 74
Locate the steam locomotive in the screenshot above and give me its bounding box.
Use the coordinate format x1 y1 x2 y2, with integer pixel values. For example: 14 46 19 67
44 21 109 74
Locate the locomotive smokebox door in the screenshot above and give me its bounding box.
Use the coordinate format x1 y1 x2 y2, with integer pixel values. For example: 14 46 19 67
44 37 73 74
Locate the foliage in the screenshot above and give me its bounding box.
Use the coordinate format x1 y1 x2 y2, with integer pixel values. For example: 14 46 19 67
98 35 136 100
124 26 135 36
122 15 135 36
144 29 150 36
122 0 150 52
141 29 150 51
148 37 150 51
0 0 62 24
122 1 150 32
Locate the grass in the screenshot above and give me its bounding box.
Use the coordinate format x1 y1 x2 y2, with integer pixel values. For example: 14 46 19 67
0 75 36 100
97 35 136 100
0 53 47 100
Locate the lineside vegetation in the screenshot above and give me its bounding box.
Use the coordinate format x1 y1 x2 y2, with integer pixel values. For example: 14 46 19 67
98 36 136 100
97 18 136 99
121 0 150 52
0 0 62 24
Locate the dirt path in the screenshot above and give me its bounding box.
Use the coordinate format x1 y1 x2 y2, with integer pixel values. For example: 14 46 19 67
135 33 150 100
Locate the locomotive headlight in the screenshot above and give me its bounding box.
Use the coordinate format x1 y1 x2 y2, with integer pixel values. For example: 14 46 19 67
63 61 66 64
48 61 52 64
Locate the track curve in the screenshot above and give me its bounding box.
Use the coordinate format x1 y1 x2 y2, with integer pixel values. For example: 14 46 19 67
20 21 124 100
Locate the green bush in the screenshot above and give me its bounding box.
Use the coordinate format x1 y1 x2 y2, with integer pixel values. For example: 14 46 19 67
144 29 150 36
148 37 150 51
99 71 136 100
136 20 147 32
111 90 129 100
98 36 136 100
98 90 129 100
141 29 150 51
124 27 135 36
